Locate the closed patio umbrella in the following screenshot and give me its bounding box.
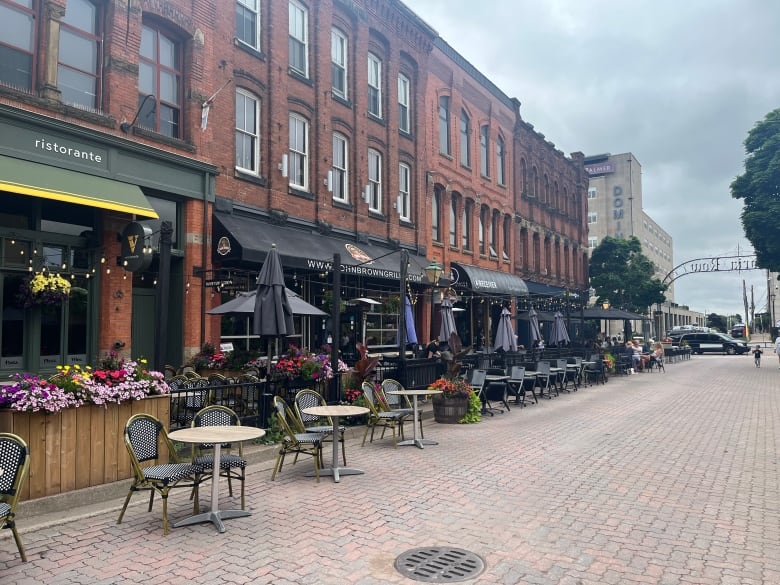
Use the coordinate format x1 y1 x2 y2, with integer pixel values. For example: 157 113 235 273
253 245 295 366
493 307 518 352
529 307 542 343
404 295 418 346
547 311 571 346
439 298 457 344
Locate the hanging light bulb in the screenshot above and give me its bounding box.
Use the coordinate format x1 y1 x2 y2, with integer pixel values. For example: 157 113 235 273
100 257 106 264
106 267 111 274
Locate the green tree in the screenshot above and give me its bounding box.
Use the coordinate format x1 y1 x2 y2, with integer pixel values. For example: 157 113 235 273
706 313 727 331
731 108 780 271
589 236 667 314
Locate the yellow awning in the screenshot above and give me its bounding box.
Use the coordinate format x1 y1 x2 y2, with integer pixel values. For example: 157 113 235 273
0 155 159 219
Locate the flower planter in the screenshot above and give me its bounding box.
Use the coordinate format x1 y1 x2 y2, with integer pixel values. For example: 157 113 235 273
432 394 468 424
0 395 170 501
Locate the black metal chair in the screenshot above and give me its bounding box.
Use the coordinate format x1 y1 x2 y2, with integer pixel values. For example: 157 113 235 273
483 368 510 414
117 414 202 535
191 405 248 510
0 433 30 562
534 361 557 398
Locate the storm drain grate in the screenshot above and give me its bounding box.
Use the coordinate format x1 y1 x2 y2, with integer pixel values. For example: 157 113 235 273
395 547 485 582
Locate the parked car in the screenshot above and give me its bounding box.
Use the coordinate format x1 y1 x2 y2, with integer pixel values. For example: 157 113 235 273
676 332 749 355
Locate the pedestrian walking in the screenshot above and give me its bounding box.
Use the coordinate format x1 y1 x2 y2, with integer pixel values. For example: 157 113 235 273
753 344 763 368
774 336 780 368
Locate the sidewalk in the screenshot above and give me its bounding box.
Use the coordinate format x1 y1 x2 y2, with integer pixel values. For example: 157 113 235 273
3 354 779 584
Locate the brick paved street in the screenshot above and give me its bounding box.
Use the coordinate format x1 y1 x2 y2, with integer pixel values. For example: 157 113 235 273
1 355 779 584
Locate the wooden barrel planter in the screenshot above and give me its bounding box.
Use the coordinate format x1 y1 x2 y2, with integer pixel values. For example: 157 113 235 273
432 395 468 424
0 395 170 501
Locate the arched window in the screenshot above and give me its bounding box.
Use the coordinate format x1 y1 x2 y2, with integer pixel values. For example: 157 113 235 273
235 88 261 174
502 215 511 260
449 194 458 247
480 125 490 177
289 112 309 189
462 199 472 250
332 132 349 202
479 204 488 254
520 159 528 194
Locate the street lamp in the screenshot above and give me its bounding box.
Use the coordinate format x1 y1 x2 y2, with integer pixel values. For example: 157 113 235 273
425 262 443 342
602 300 610 340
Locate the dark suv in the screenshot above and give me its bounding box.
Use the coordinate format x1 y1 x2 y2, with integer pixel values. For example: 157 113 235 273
677 332 748 355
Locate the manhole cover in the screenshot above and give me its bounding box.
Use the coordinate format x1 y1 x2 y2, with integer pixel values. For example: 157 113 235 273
395 546 485 582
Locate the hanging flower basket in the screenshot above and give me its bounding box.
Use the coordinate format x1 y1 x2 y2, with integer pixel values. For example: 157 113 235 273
16 273 71 308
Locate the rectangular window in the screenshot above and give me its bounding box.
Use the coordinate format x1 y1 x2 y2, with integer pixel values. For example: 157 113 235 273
480 125 490 177
235 89 260 173
588 236 598 249
139 24 181 138
398 163 411 221
367 53 382 118
587 212 597 224
289 113 309 190
438 96 450 155
398 74 410 133
288 0 308 76
432 189 441 242
58 0 100 110
496 136 506 185
332 133 348 202
461 203 471 250
459 111 470 167
236 0 260 50
0 0 35 91
587 188 597 199
368 149 382 212
449 198 457 247
331 28 347 99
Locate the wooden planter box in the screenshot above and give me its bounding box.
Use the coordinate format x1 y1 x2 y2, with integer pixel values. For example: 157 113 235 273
0 395 170 501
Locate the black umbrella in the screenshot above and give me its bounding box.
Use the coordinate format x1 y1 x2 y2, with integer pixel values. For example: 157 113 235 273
253 245 295 367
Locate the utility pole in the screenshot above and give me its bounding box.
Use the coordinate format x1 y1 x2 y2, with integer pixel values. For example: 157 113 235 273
743 280 750 338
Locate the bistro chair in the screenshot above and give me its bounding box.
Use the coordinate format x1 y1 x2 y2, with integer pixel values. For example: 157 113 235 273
380 378 424 439
360 381 406 448
483 368 510 415
191 405 248 510
117 414 202 535
271 396 322 482
584 354 608 385
534 361 557 399
507 366 537 406
294 389 347 466
0 433 31 562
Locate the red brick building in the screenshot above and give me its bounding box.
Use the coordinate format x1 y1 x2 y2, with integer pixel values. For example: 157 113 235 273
0 0 587 376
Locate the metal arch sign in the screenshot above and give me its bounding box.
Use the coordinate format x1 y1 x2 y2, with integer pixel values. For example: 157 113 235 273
662 254 759 285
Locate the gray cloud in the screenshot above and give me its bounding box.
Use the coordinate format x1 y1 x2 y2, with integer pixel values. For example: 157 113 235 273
409 0 780 317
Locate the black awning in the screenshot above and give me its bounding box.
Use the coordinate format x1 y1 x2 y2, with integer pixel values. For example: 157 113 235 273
213 212 431 283
450 262 529 296
581 307 649 321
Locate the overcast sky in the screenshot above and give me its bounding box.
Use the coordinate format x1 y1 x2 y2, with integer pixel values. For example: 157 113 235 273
408 0 780 320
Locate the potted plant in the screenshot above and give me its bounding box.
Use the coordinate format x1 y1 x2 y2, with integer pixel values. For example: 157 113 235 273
430 332 480 424
16 273 71 308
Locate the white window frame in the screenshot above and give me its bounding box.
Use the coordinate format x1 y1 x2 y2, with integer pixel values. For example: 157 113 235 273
289 113 309 190
398 163 411 221
398 74 410 133
331 28 347 99
587 211 597 224
368 149 382 212
588 236 598 249
236 0 260 50
587 188 597 199
288 0 308 77
332 132 348 203
235 88 260 174
367 53 382 118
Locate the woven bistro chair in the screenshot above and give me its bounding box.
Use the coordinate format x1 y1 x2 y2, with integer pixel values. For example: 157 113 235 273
271 396 323 482
361 381 406 448
294 389 347 466
0 433 31 562
117 414 202 535
379 378 423 439
191 405 248 510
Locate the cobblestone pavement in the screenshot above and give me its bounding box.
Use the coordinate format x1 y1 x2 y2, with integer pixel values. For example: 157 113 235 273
1 354 778 585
